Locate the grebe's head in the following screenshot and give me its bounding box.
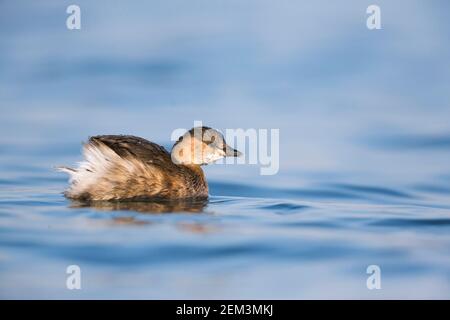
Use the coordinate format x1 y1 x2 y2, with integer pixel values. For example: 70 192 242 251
171 126 241 165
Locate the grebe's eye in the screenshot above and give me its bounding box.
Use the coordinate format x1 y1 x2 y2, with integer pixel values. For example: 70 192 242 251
204 135 216 145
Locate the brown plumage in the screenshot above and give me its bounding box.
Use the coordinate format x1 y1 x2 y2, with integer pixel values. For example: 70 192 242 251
58 127 241 201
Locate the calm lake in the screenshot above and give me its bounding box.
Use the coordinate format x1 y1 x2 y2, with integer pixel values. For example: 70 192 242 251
1 1 450 298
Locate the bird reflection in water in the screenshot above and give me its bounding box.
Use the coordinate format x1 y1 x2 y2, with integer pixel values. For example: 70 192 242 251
69 197 208 213
68 198 217 233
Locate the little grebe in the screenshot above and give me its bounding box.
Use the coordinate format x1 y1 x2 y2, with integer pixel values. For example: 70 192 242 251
58 126 241 201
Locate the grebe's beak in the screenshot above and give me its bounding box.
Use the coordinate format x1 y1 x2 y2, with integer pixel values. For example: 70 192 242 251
224 145 242 157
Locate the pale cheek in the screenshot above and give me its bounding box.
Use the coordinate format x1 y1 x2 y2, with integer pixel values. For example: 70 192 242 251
205 151 225 163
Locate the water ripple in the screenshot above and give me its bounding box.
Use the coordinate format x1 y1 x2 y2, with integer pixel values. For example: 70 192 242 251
329 183 415 199
370 218 450 227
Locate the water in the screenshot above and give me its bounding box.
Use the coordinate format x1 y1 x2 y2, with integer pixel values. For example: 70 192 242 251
1 0 450 299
